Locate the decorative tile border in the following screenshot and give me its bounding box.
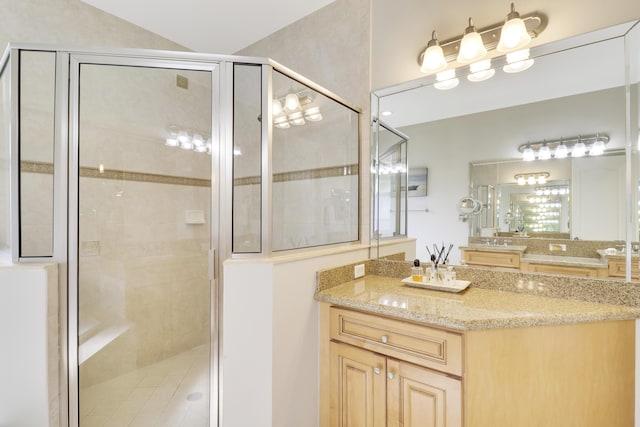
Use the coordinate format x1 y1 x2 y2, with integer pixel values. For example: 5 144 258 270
22 161 359 188
20 161 54 175
21 161 211 187
234 164 359 186
79 166 211 187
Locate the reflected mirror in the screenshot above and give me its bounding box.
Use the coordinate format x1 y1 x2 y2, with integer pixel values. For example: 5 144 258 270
372 20 639 279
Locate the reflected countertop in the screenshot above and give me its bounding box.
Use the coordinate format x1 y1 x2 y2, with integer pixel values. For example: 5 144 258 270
315 275 640 331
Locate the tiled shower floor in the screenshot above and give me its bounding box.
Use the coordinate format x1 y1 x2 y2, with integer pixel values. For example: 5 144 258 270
79 345 210 427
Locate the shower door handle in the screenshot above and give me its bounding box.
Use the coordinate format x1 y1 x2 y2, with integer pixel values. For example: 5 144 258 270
209 248 215 281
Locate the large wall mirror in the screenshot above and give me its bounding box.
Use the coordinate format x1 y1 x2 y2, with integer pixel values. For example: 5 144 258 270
372 20 640 280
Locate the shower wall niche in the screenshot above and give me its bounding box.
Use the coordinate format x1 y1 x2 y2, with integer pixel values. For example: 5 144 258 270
1 45 360 426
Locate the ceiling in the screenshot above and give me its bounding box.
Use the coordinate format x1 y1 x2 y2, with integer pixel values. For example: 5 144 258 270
80 0 336 54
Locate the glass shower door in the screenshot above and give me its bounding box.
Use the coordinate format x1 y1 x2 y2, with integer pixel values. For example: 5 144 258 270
75 62 214 426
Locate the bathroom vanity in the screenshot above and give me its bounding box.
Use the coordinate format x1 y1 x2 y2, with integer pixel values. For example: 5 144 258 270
316 274 640 427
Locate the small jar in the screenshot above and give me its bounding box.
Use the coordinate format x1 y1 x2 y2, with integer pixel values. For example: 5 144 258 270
429 268 438 283
411 266 424 282
444 266 456 284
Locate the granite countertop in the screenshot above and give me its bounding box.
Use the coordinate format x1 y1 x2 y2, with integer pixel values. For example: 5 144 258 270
315 275 640 331
521 253 608 268
459 244 527 253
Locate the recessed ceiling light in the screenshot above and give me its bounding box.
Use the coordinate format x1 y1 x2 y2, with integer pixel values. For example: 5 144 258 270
381 111 392 116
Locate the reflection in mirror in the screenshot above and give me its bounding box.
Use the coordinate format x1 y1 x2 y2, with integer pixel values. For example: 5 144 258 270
373 21 638 279
271 70 359 251
0 59 9 254
372 121 408 241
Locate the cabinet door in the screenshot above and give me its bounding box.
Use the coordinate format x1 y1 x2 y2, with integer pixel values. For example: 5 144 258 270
386 359 462 427
330 341 387 427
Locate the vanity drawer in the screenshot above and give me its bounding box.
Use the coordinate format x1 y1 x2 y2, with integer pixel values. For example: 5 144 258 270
329 307 462 376
608 259 640 280
462 249 520 269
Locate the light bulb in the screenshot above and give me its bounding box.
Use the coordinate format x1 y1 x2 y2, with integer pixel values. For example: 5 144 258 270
457 18 487 64
165 137 179 147
304 106 323 122
273 116 290 129
192 134 204 147
527 176 536 185
272 99 283 116
288 111 305 126
467 59 495 82
180 140 194 150
284 93 300 112
522 147 535 161
517 176 526 185
538 145 551 160
589 139 605 156
177 130 189 143
555 143 568 159
497 3 532 52
572 141 586 157
537 175 546 184
503 49 534 73
434 69 459 90
420 31 447 74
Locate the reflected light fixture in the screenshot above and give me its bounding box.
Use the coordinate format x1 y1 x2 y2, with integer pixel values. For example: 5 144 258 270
273 90 323 129
554 140 568 159
457 18 487 64
285 93 301 112
420 31 448 74
434 69 459 90
497 3 532 52
537 144 551 160
467 59 495 82
503 48 534 73
518 134 609 161
515 172 550 185
522 147 536 161
165 126 212 155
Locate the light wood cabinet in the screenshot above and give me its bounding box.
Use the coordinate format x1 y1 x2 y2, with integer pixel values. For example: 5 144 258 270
320 304 635 427
330 341 461 427
461 249 520 269
608 257 640 280
520 261 608 277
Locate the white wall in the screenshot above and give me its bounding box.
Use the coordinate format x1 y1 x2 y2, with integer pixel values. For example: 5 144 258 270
0 263 58 427
221 240 414 427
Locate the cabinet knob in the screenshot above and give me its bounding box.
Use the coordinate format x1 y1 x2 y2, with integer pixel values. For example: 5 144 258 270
374 367 381 375
380 335 388 344
387 371 395 380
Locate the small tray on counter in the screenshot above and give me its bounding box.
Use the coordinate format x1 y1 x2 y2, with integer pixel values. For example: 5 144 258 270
401 277 471 293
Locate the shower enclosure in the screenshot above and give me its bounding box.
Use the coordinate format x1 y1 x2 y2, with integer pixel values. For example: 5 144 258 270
0 45 360 426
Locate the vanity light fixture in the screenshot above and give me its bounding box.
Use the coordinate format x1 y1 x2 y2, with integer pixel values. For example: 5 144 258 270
417 3 546 78
515 172 550 186
518 134 609 161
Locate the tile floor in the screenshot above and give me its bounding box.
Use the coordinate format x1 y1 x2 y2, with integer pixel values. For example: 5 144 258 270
79 345 210 427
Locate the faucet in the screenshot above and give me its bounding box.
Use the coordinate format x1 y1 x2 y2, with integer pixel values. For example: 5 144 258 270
493 238 498 246
503 239 512 247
